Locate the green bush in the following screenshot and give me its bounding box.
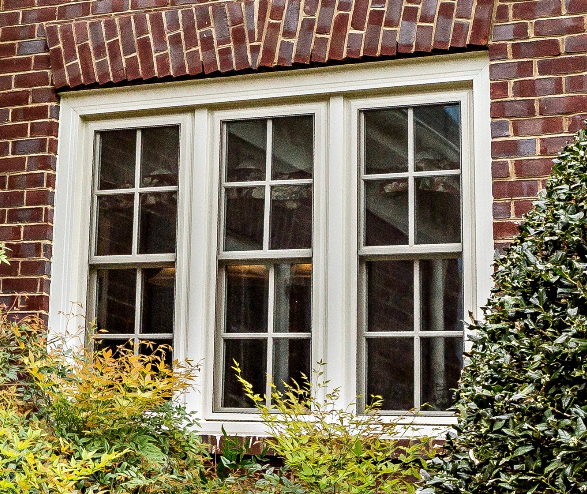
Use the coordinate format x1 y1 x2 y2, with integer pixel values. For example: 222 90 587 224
427 129 587 494
235 363 434 494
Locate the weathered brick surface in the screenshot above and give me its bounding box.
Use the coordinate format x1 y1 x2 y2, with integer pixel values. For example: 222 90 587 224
489 0 587 248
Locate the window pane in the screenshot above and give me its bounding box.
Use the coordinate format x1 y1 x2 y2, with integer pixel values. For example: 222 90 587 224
226 120 267 182
93 338 134 356
367 261 413 332
272 115 313 180
139 192 177 254
415 176 461 244
367 338 414 410
141 267 175 334
270 185 312 249
274 263 312 333
364 179 409 246
223 339 267 408
225 265 269 333
415 104 460 172
98 129 136 190
273 338 311 394
420 259 463 332
364 108 408 174
96 194 134 255
224 186 264 251
421 337 463 410
140 126 179 187
139 339 174 368
96 268 136 334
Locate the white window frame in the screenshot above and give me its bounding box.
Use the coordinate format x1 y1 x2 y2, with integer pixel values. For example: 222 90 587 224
50 51 492 436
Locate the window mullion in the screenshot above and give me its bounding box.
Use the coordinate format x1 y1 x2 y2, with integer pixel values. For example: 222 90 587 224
413 259 421 410
408 108 415 247
134 267 142 355
263 120 272 252
132 129 141 256
266 264 275 407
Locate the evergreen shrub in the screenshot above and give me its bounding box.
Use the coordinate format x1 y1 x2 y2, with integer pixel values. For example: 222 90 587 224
427 128 587 493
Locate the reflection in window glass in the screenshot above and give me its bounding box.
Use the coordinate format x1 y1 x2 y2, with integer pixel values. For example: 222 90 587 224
225 265 269 333
273 338 311 394
364 108 408 174
141 126 180 187
98 130 136 190
139 192 178 254
223 339 267 408
96 269 136 334
421 337 463 410
415 104 460 172
226 120 267 182
420 259 463 332
270 185 312 250
364 179 409 246
142 267 175 334
96 195 134 255
225 187 265 251
272 115 313 180
415 175 461 244
274 263 312 333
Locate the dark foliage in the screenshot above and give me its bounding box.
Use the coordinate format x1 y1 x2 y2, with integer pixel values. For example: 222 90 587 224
427 129 587 494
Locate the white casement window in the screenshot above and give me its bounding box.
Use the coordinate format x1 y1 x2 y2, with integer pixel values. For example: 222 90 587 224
51 52 492 435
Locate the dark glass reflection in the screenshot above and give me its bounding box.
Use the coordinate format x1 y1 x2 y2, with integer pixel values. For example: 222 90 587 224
225 187 264 251
223 339 267 408
226 120 267 182
421 337 463 410
139 339 174 368
364 108 408 174
139 192 177 254
141 267 175 334
367 261 413 332
98 130 136 190
270 185 312 250
367 338 414 410
274 263 312 333
141 126 180 187
272 115 313 180
415 104 460 172
420 259 463 332
93 338 134 356
415 176 461 244
365 179 409 246
96 269 136 334
225 265 269 333
96 194 134 255
273 338 311 395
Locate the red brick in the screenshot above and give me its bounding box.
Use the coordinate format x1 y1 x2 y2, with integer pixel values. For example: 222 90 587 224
492 22 529 42
490 60 533 80
450 20 469 48
2 277 39 294
564 34 587 54
57 2 91 20
226 2 244 27
89 21 107 60
494 4 509 22
491 119 510 138
31 88 57 104
136 36 156 79
491 81 509 99
0 190 24 207
199 29 219 73
27 155 56 172
22 225 53 241
415 24 434 53
0 123 28 140
493 180 539 199
398 5 418 53
231 25 249 71
30 121 58 138
346 31 364 58
540 95 587 116
539 135 573 155
106 39 125 83
282 0 300 38
511 0 561 20
316 0 335 34
0 24 36 42
294 17 315 63
32 54 51 71
469 0 493 46
217 46 234 72
0 57 33 74
10 105 48 122
513 158 554 177
512 117 564 137
0 157 26 173
488 42 508 60
420 0 439 23
537 55 587 76
494 221 521 240
92 0 130 14
492 160 510 178
19 260 51 276
329 12 349 60
567 114 587 132
493 201 511 219
511 39 560 59
311 36 329 63
165 10 181 32
433 2 455 51
7 207 44 224
12 138 47 156
16 39 47 56
364 10 385 57
380 29 397 56
385 0 403 27
492 99 536 118
351 0 369 31
492 138 537 158
14 71 50 89
0 91 30 108
269 0 286 20
130 0 167 7
512 77 563 97
277 40 294 66
260 21 280 66
566 0 587 13
535 17 584 36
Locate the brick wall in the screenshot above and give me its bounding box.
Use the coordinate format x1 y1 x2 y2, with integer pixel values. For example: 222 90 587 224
490 0 587 253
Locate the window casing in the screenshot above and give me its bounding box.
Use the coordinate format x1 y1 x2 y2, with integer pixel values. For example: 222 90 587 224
50 53 492 435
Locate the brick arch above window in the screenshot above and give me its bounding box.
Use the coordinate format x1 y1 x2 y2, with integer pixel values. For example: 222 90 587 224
45 0 494 90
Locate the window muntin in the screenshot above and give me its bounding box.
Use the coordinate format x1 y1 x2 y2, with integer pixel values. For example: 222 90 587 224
358 103 464 413
89 126 180 359
216 115 314 411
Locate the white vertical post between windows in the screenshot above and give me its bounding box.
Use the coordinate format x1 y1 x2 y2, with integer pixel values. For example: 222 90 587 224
408 107 415 247
413 259 421 409
263 119 273 252
266 264 275 406
132 130 141 256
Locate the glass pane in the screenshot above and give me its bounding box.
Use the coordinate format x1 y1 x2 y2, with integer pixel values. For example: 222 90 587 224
367 261 413 332
270 185 312 250
415 104 460 172
364 179 408 246
367 338 414 410
420 259 463 332
225 265 269 333
363 108 408 174
96 268 136 334
272 115 313 180
223 339 267 408
141 267 175 334
225 186 264 251
98 129 136 190
226 120 267 182
139 192 177 254
140 126 179 187
421 337 463 410
415 176 461 244
93 338 134 356
274 263 312 333
273 338 311 395
96 194 134 255
139 339 173 368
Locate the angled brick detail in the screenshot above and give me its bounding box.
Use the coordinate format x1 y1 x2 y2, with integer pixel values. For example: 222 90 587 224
45 0 494 89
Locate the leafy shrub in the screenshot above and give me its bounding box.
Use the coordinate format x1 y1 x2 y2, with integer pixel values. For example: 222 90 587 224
0 312 208 494
427 129 587 493
235 363 434 494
